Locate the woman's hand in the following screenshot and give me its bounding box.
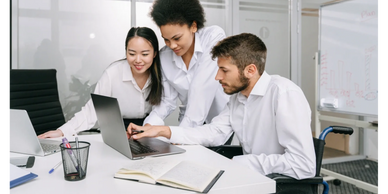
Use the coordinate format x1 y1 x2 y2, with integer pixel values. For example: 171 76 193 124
37 129 64 139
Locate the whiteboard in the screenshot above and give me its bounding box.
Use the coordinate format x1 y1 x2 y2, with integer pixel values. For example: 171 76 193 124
318 0 378 116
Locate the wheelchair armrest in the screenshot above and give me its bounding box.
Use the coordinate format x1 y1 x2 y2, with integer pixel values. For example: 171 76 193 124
206 145 243 159
266 173 323 184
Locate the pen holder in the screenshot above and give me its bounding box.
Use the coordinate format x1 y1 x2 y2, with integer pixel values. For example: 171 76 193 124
60 141 90 181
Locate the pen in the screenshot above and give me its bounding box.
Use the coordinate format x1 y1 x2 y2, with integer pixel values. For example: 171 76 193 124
62 138 84 176
75 137 82 178
49 161 62 174
131 130 144 134
75 137 79 148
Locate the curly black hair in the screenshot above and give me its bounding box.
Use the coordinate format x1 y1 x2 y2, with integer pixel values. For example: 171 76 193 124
150 0 206 30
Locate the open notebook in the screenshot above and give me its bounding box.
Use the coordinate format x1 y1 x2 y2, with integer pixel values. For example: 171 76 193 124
114 157 224 193
10 109 61 156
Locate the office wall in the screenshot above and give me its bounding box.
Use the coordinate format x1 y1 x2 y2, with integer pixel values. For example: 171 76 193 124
12 0 295 145
236 0 291 79
14 0 364 154
12 0 131 123
11 0 236 127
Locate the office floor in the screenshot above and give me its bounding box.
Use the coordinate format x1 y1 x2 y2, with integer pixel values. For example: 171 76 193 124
323 147 349 159
320 148 377 194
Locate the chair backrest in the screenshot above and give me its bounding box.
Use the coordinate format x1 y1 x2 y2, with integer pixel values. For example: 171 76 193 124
313 138 325 176
223 132 234 145
10 69 66 135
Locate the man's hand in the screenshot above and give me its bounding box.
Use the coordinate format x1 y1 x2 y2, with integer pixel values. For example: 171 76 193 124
126 123 171 140
37 129 64 139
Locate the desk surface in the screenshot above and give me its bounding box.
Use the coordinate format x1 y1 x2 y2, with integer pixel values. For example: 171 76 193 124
10 134 275 194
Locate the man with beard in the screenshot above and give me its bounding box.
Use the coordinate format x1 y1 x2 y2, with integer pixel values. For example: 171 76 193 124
127 33 316 180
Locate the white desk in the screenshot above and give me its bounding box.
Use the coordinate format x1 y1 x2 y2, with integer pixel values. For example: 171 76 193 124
10 134 275 194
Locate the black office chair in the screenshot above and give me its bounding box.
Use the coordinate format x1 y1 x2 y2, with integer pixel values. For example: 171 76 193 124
223 132 234 145
10 69 66 135
207 126 354 194
205 132 235 154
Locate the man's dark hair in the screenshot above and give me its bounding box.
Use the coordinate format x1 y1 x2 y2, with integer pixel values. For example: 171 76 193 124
211 33 267 75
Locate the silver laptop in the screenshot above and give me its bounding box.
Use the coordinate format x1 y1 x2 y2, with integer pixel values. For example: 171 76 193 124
91 93 186 160
10 109 61 156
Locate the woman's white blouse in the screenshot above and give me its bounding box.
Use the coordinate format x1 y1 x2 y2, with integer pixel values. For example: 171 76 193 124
144 25 230 127
59 60 152 137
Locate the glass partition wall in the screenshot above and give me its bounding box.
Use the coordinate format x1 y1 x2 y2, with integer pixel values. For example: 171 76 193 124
237 0 291 78
11 0 296 126
12 0 132 121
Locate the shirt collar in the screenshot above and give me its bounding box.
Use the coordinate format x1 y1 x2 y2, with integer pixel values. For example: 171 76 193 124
194 32 203 54
122 61 151 89
122 61 134 82
236 71 270 103
172 32 203 63
250 71 271 96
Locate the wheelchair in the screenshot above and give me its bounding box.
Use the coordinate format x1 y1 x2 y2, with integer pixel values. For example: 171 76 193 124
208 126 354 194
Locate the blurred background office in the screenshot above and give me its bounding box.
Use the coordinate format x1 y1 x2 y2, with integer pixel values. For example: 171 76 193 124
10 0 378 162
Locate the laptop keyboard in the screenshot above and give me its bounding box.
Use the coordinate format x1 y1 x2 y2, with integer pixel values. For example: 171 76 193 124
41 143 59 153
129 140 158 155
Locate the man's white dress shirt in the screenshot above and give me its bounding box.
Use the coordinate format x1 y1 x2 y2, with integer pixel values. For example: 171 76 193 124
169 71 316 180
143 25 230 127
59 60 152 137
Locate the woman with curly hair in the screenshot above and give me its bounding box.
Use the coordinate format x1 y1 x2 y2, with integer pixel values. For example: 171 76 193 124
142 0 230 132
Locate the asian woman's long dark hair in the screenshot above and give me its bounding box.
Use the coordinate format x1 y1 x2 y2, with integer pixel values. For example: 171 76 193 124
125 27 163 105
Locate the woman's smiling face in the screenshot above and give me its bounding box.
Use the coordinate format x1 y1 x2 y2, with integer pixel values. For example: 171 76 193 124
126 36 155 74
